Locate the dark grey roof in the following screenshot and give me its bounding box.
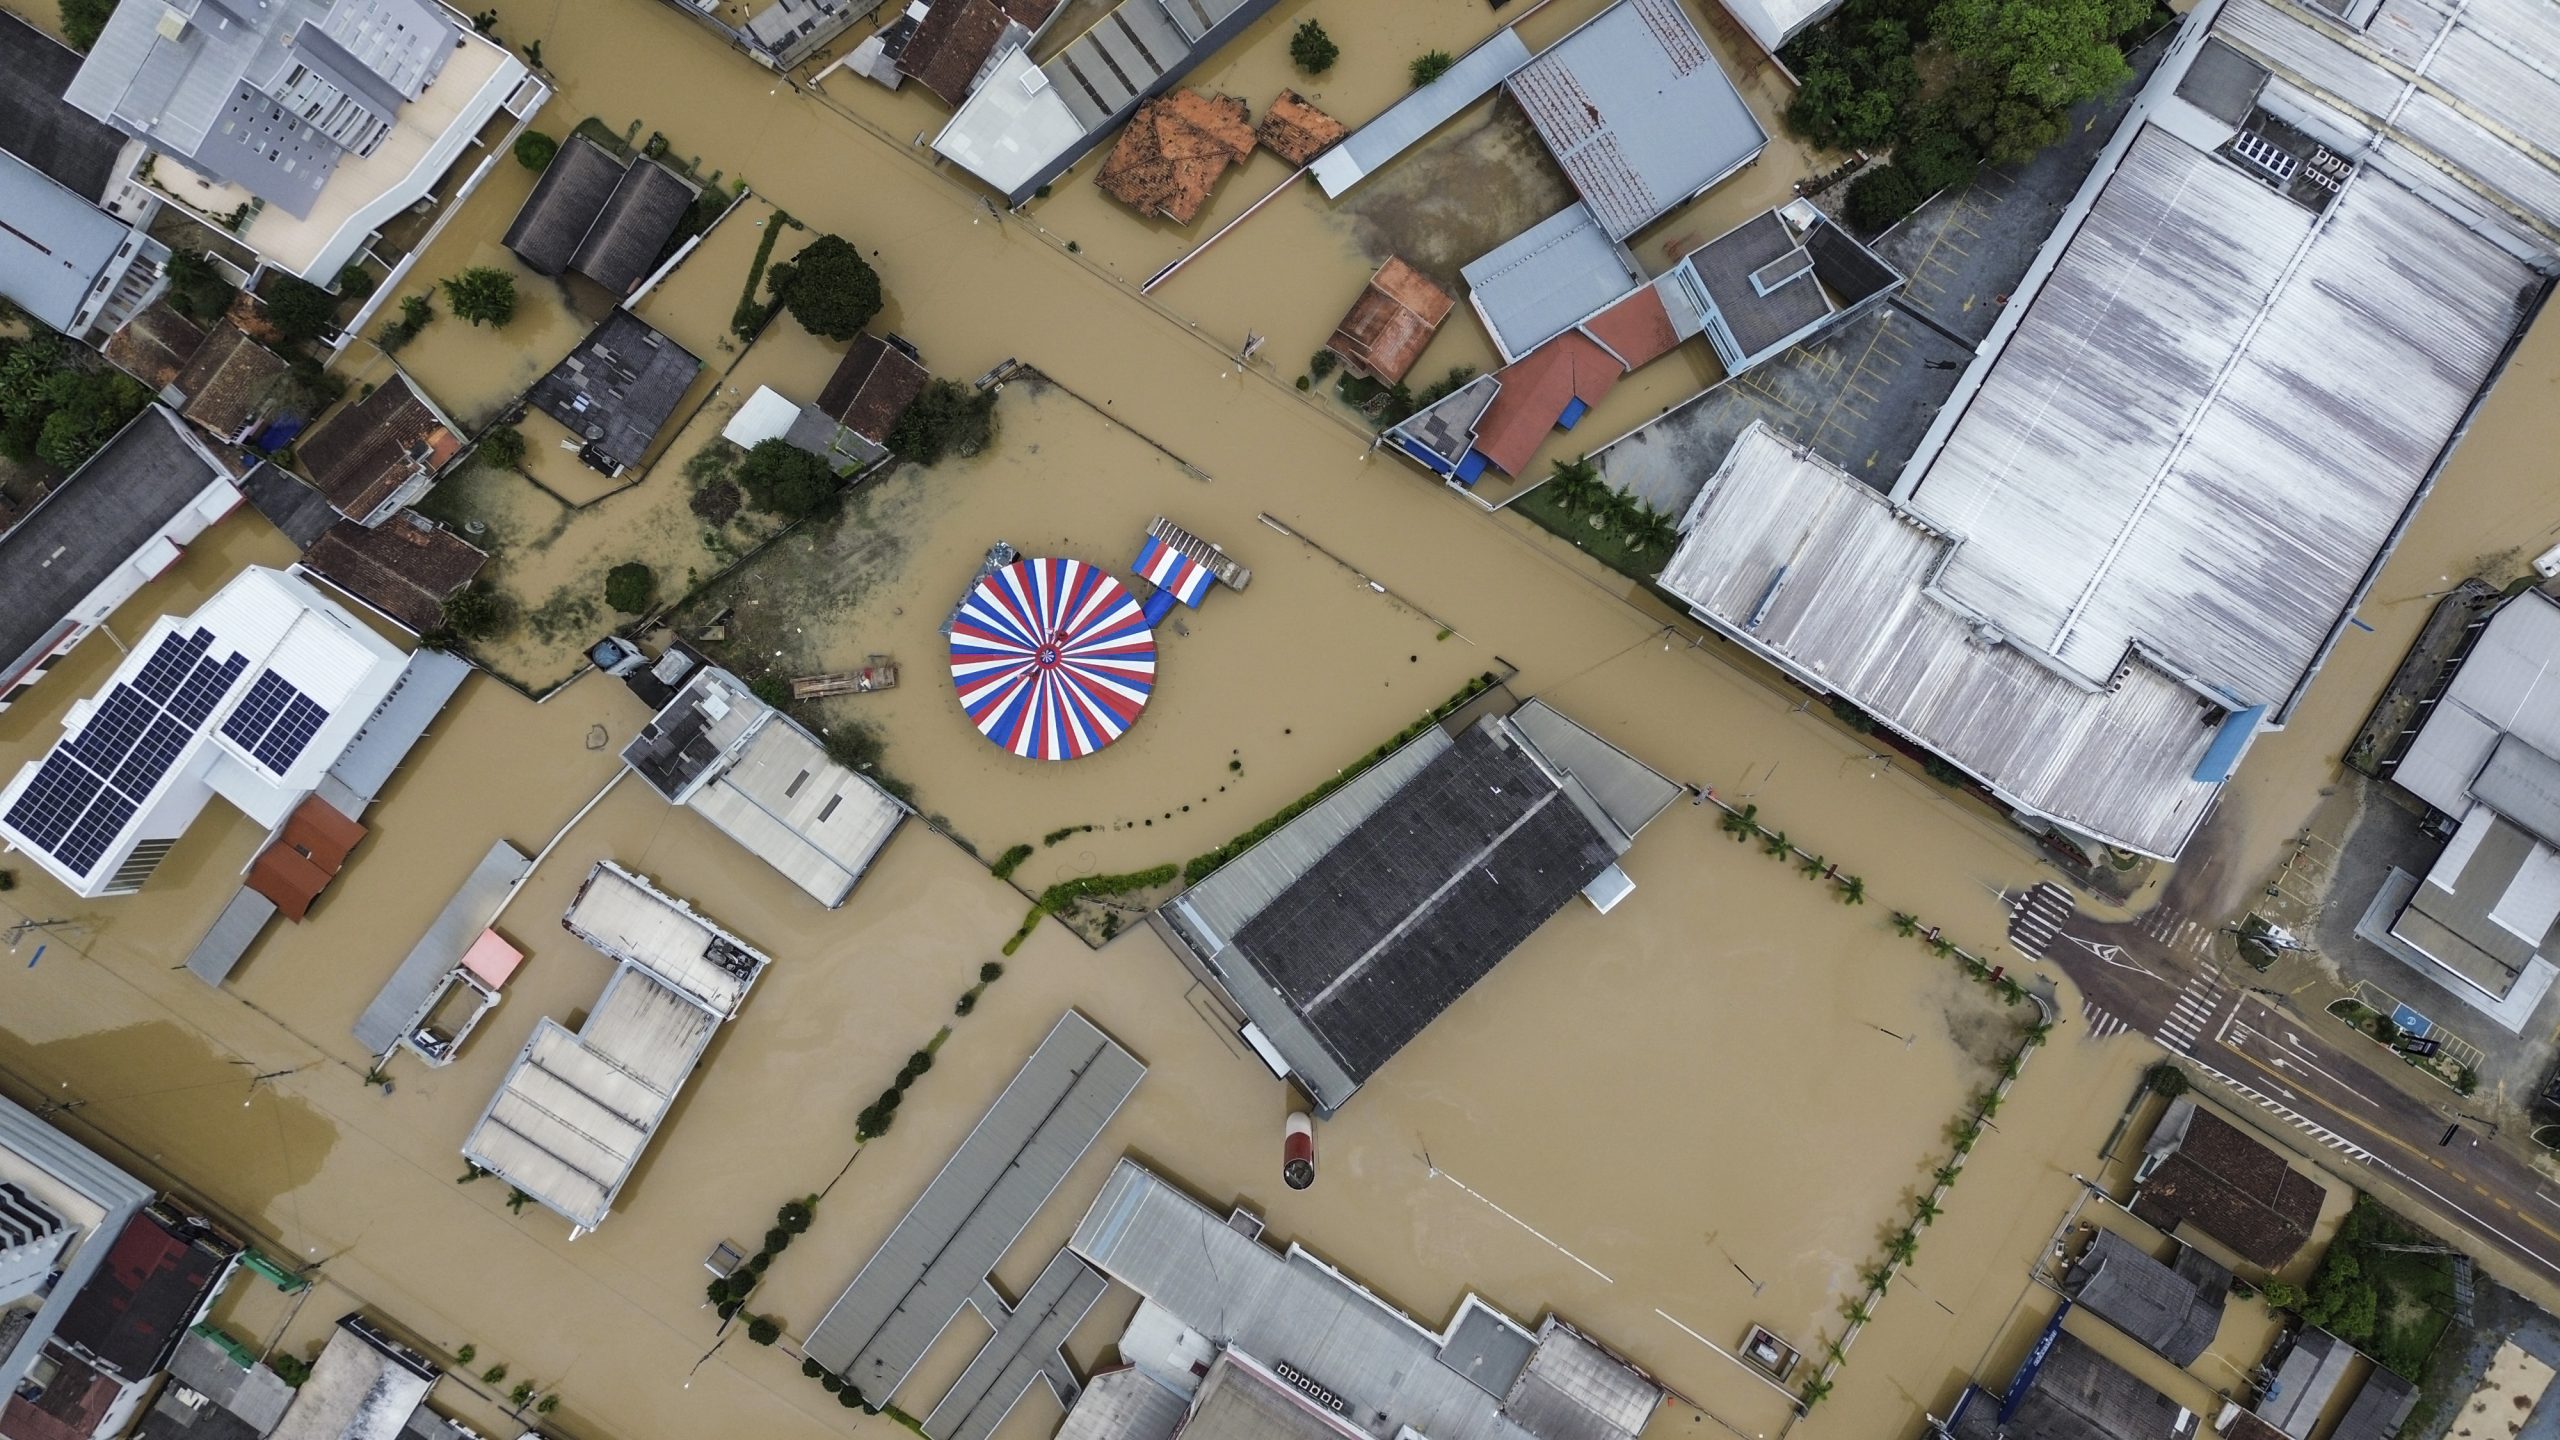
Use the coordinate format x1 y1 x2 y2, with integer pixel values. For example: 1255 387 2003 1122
1228 720 1617 1085
1959 1332 2190 1440
2132 1099 2322 1269
1684 211 1833 368
2061 1230 2229 1366
0 11 127 200
2176 39 2268 127
1443 1303 1536 1399
240 461 340 549
0 406 227 684
2472 732 2560 849
527 310 702 475
919 1251 1107 1440
2331 1366 2417 1440
804 1012 1142 1394
568 160 698 297
2261 1329 2357 1439
1806 219 1898 307
500 135 627 277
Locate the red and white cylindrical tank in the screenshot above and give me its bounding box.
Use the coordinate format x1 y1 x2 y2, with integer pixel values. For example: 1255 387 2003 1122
1283 1112 1316 1190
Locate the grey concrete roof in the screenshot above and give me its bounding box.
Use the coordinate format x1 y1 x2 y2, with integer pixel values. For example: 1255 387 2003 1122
1055 1368 1188 1440
2260 1329 2354 1439
165 1330 296 1433
2471 732 2560 849
2061 1230 2229 1366
527 310 702 475
268 1316 437 1440
0 406 230 691
323 648 470 809
0 149 135 332
0 11 129 200
1677 211 1830 371
1462 204 1645 362
0 1096 153 1395
352 840 529 1055
920 1251 1107 1440
182 889 279 986
2391 590 2560 818
1955 1332 2188 1440
2330 1365 2416 1440
803 1012 1143 1395
1502 0 1767 240
1065 1160 1661 1440
1307 29 1533 196
240 463 341 550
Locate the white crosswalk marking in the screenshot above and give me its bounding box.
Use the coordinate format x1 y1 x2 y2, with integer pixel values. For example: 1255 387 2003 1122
2081 1001 2128 1039
2009 883 2078 960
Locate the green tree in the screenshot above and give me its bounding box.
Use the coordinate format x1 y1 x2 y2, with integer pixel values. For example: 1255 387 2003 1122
477 423 526 472
887 378 996 466
1933 0 2150 162
1289 19 1338 73
2145 1060 2190 1097
261 273 337 344
746 1315 782 1346
604 562 655 614
61 0 117 50
162 250 235 326
513 130 559 169
437 585 513 641
1409 50 1455 87
1720 802 1759 841
736 437 837 519
769 234 881 341
335 263 377 302
1845 165 1924 232
443 266 518 327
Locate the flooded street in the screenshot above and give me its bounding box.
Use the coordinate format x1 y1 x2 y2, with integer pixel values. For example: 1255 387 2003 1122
8 0 2560 1434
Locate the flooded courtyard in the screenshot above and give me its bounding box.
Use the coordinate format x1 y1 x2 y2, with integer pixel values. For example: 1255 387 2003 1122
10 0 2560 1434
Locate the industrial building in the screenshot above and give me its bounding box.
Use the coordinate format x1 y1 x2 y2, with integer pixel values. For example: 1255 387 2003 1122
620 664 909 906
61 0 545 281
0 407 239 716
0 13 166 344
1934 1328 2193 1440
1654 0 2560 859
2362 589 2560 1027
1057 1160 1666 1440
458 863 774 1232
0 566 412 898
1156 698 1678 1113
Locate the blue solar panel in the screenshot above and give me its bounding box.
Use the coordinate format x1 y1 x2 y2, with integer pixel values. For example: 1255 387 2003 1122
219 672 296 752
111 715 194 797
251 694 329 773
64 687 156 774
129 628 213 704
56 789 137 876
168 653 248 729
4 754 104 852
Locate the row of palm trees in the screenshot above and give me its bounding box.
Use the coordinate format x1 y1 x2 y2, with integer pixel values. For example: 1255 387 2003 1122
1544 458 1682 554
1718 802 1869 905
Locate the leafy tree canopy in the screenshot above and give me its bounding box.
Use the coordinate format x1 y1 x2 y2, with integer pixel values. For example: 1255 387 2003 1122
736 437 838 519
769 234 881 341
443 266 518 327
887 379 996 467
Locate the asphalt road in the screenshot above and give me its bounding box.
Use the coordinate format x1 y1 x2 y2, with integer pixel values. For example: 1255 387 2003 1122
2011 880 2560 1286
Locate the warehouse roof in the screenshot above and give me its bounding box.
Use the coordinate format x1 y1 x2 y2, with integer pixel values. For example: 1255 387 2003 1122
569 160 698 297
0 150 135 333
1501 0 1767 240
2395 592 2560 817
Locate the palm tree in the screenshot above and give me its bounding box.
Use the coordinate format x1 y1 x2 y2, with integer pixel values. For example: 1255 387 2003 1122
1720 802 1759 841
1929 936 1957 959
1863 1265 1895 1293
1952 1120 1982 1152
1799 1375 1833 1410
1996 976 2028 1004
1762 828 1791 859
1975 1089 2005 1119
1547 456 1603 511
1839 875 1868 905
1844 1298 1875 1326
2001 1052 2025 1081
1631 505 1679 553
1891 912 1920 937
1800 852 1828 878
1887 1229 1920 1265
2019 1019 2054 1045
1913 1196 1944 1225
1933 1163 1963 1188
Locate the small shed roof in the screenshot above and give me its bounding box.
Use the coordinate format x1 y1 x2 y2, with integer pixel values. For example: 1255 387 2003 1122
501 136 629 277
1257 89 1345 165
458 929 522 989
818 333 930 443
1326 257 1456 384
527 310 703 475
1463 204 1646 362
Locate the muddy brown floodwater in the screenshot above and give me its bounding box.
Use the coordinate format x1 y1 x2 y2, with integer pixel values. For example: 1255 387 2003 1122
7 0 2560 1438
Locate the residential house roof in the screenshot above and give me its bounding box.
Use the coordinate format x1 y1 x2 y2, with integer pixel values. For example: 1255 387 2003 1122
238 463 340 549
1094 90 1254 224
0 10 128 200
302 512 489 634
1256 89 1345 165
818 332 929 443
1326 257 1456 384
2259 1330 2357 1440
2061 1229 2230 1366
569 161 699 297
526 310 702 476
2133 1099 2324 1269
174 323 290 443
266 1316 437 1440
103 305 211 391
2331 1366 2417 1440
501 135 629 277
899 0 1012 107
1581 287 1678 369
50 1207 238 1381
1471 332 1625 477
295 375 460 522
0 406 231 689
1951 1332 2189 1440
243 793 365 919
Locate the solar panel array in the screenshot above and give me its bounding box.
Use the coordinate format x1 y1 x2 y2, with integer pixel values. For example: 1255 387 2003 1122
1 628 248 876
218 670 331 774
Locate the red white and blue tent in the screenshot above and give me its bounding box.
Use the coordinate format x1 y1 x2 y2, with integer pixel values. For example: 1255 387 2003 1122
1133 532 1216 608
949 557 1157 760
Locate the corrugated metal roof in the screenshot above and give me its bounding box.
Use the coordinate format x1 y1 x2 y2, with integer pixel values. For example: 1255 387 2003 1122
183 889 280 986
1057 1368 1190 1440
1502 700 1682 841
920 1251 1107 1440
2471 731 2560 848
803 1012 1143 1393
1462 204 1647 362
562 862 770 1018
1308 30 1533 196
353 840 529 1054
323 648 472 809
1659 424 2226 857
2394 590 2560 815
0 151 130 331
1503 0 1766 240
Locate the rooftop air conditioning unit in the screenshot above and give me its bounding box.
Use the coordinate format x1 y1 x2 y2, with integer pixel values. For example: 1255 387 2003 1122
1019 66 1049 96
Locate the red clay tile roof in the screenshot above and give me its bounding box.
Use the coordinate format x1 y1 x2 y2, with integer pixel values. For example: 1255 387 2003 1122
1258 89 1347 166
818 333 930 443
102 303 207 390
1095 90 1255 225
297 376 462 521
1470 333 1626 477
996 0 1054 25
898 0 1009 107
1582 286 1679 369
2130 1103 2324 1270
1326 257 1456 385
245 796 366 920
302 510 488 633
174 322 289 442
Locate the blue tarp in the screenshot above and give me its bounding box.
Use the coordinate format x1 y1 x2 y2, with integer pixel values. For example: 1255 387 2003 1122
1558 397 1589 429
1396 436 1457 475
253 417 307 454
2191 703 2267 783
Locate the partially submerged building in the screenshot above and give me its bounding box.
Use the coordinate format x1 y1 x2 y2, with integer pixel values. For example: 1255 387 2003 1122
619 665 909 906
1326 258 1456 385
1156 697 1678 1113
0 406 238 716
264 1316 439 1440
0 566 410 897
1937 1329 2194 1440
932 0 1282 205
1060 1159 1666 1440
1256 90 1343 167
818 332 930 448
171 324 291 447
295 375 462 527
501 137 701 298
63 0 546 280
2364 589 2560 1028
2132 1099 2323 1271
0 13 165 344
135 1329 296 1440
721 386 885 477
301 512 489 635
2061 1229 2230 1368
1651 0 2560 858
894 0 1056 108
1093 90 1253 224
527 310 702 480
459 862 773 1232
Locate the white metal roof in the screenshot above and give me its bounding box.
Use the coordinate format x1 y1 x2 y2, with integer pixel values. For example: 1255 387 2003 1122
685 716 905 907
561 861 771 1017
720 385 804 449
1462 204 1646 362
0 151 132 332
1660 424 2226 857
2394 590 2560 815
